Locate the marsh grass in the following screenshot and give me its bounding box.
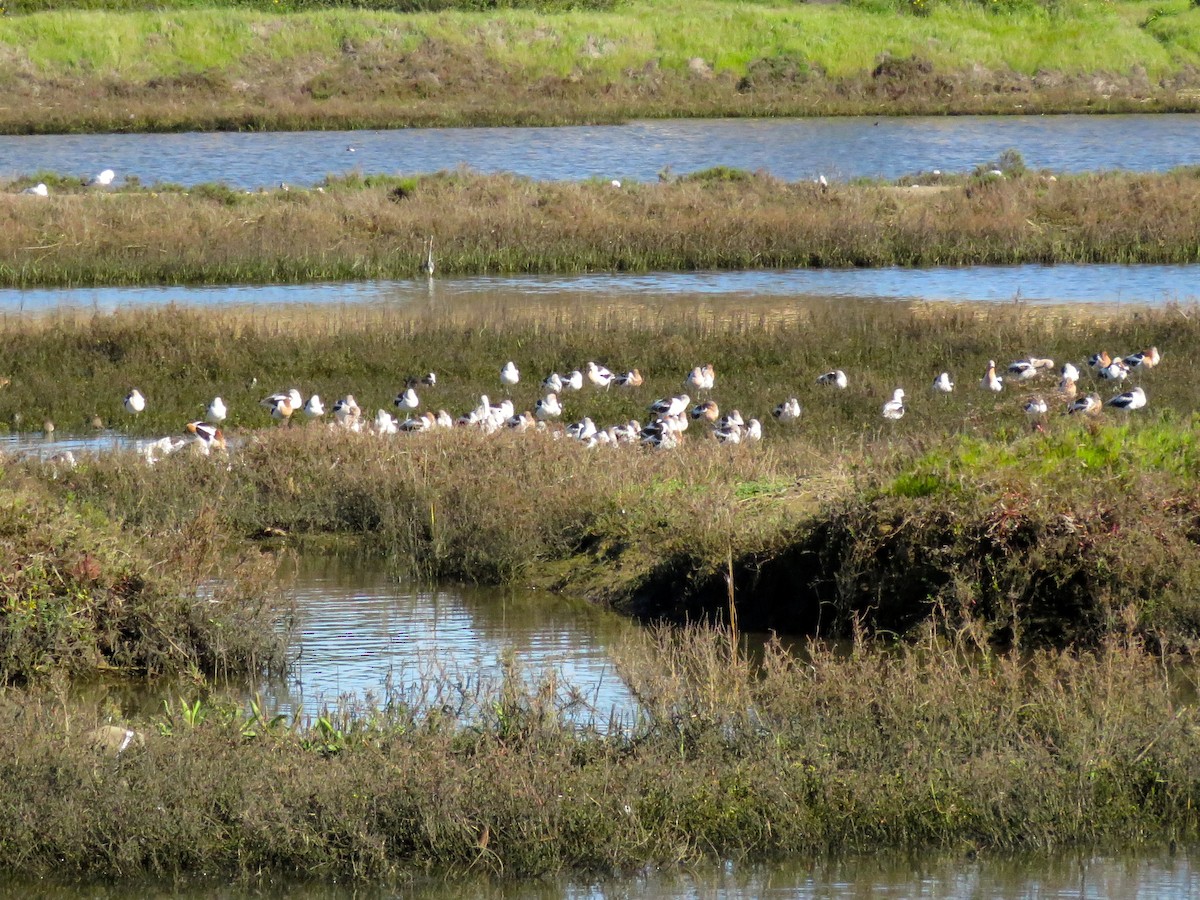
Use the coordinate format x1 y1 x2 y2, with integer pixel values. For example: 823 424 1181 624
0 470 289 684
0 2 1197 131
0 626 1195 880
4 168 1200 286
9 300 1200 645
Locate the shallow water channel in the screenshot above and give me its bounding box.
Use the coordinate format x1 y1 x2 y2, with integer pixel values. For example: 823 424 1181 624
2 262 1198 316
3 114 1199 188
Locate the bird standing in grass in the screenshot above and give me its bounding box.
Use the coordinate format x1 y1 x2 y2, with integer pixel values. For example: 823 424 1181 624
817 369 848 389
882 389 906 420
933 372 954 393
982 361 1003 393
207 397 227 423
1106 386 1147 410
124 389 146 415
501 361 520 387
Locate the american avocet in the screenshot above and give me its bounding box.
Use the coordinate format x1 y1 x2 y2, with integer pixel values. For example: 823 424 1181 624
563 370 584 392
1098 358 1130 381
745 418 763 442
261 390 300 422
817 369 848 389
333 395 361 427
1008 358 1054 380
421 372 438 387
1124 347 1161 369
304 394 325 418
88 169 116 187
615 369 644 388
542 372 564 393
124 389 146 414
1088 351 1112 371
649 394 690 418
42 418 54 435
535 392 562 419
394 387 420 411
714 423 742 444
882 388 906 420
587 362 615 389
982 361 1003 392
1061 362 1080 383
933 372 954 393
398 413 430 432
185 421 226 450
207 397 227 423
717 409 744 431
373 409 398 434
690 400 720 423
1107 386 1147 410
772 398 801 423
1068 393 1102 416
22 183 48 197
686 364 715 393
500 361 520 387
1023 396 1049 416
1057 376 1078 400
567 417 598 441
506 411 537 432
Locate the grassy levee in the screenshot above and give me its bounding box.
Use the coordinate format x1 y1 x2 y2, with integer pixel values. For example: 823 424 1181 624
0 629 1197 880
4 166 1200 285
8 300 1200 647
0 468 288 685
0 0 1198 132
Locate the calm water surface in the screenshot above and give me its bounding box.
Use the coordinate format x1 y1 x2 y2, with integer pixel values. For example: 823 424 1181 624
2 115 1198 188
255 553 638 723
2 263 1197 315
5 851 1195 897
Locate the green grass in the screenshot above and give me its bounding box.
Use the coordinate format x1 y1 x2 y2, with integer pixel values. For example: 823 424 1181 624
0 0 1197 131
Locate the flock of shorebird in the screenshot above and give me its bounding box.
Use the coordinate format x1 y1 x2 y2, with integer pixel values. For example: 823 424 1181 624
106 343 1160 466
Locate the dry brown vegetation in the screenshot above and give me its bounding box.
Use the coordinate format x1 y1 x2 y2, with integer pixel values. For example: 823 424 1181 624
0 627 1195 881
3 167 1200 285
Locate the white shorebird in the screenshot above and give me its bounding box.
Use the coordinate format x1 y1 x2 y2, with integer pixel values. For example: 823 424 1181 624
333 395 361 427
373 409 398 435
1008 358 1054 380
185 421 226 450
717 410 744 431
882 388 906 420
1068 393 1102 416
686 364 715 393
649 394 690 418
422 236 435 278
567 417 598 441
1061 362 1080 383
399 412 435 433
22 183 48 197
500 361 520 387
435 410 454 429
542 372 564 393
714 423 742 444
1023 396 1049 416
261 388 302 422
421 372 438 387
394 387 420 411
1107 386 1147 410
207 396 227 423
304 394 325 418
1098 358 1130 381
933 372 954 393
982 361 1003 392
587 362 616 389
744 419 763 442
563 370 584 392
615 369 644 387
690 400 720 423
1088 351 1113 371
124 389 146 414
772 398 802 423
535 392 562 420
1123 347 1161 369
88 169 116 187
817 369 848 389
